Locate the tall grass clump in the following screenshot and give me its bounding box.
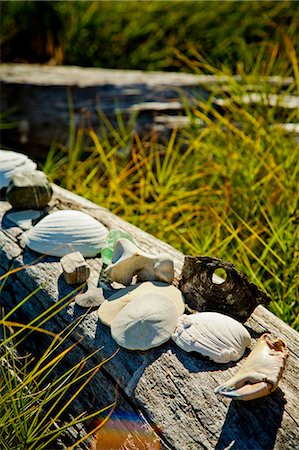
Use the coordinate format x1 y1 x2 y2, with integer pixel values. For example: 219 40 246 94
44 42 299 330
0 275 115 450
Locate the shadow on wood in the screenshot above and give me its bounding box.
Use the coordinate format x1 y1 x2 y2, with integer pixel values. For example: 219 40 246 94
216 389 286 450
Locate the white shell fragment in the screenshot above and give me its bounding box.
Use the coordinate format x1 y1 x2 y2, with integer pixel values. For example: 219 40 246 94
172 312 251 363
98 281 185 327
26 210 108 257
107 238 174 285
75 285 105 308
0 149 37 188
214 334 288 400
111 294 179 350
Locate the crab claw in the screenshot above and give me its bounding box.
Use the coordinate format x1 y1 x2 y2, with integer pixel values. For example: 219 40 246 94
214 334 288 401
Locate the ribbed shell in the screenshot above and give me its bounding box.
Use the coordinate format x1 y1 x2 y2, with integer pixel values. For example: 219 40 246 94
0 150 37 188
172 312 251 363
26 210 108 257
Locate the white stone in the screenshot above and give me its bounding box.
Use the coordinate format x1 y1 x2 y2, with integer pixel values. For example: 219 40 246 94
75 286 105 308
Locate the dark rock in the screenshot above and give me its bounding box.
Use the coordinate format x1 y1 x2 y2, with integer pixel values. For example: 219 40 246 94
178 255 271 322
6 170 53 209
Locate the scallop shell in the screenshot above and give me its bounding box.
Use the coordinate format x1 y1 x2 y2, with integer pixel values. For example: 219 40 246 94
172 312 251 363
26 210 108 257
0 150 37 189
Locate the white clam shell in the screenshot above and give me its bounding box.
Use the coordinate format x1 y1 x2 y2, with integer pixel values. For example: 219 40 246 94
172 312 251 363
0 149 37 188
26 210 108 257
111 293 179 350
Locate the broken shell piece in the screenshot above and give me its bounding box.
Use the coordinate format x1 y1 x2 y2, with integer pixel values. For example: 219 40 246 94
172 312 251 363
179 256 271 322
0 149 37 189
25 210 108 257
61 251 90 285
6 170 53 209
214 334 288 400
108 238 174 285
101 228 136 265
98 281 185 327
111 294 179 350
75 285 105 308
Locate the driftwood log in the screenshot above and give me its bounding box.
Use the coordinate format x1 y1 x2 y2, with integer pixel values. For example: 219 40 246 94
1 64 298 160
1 185 299 450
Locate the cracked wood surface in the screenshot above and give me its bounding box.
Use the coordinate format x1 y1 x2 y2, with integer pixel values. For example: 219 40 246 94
1 185 299 450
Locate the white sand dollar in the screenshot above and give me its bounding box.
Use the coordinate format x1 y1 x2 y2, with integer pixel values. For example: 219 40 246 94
172 312 251 363
98 281 185 327
111 294 179 350
98 295 132 326
26 210 108 257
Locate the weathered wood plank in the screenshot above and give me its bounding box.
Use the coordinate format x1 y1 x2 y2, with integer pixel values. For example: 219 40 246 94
1 64 297 159
0 196 166 449
1 185 299 450
0 64 208 157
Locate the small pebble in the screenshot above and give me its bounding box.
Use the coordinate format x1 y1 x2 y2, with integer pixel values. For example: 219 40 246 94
61 251 90 285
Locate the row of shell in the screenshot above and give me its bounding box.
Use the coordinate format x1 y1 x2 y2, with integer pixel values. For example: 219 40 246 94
0 149 36 189
96 280 252 364
26 210 109 257
94 281 288 401
6 183 287 401
23 210 252 364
